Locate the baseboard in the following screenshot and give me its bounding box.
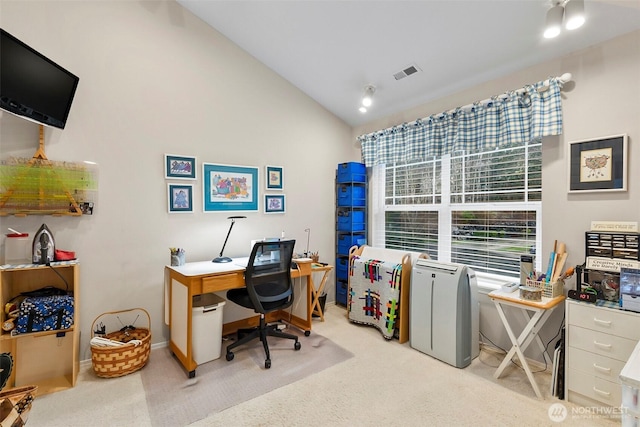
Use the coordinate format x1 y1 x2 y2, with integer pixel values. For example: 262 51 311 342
81 340 169 365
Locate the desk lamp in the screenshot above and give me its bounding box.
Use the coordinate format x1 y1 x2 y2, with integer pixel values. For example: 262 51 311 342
213 216 246 263
304 228 311 255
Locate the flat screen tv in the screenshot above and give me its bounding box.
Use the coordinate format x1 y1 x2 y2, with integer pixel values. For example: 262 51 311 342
1 28 79 129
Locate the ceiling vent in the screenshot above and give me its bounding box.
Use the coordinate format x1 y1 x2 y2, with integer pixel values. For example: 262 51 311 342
393 64 421 81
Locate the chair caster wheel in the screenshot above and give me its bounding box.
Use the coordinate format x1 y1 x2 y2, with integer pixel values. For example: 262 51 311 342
294 341 301 351
265 359 271 369
304 331 311 337
226 352 234 361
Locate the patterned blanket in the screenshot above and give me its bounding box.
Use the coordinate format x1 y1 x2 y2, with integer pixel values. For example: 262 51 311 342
348 256 402 339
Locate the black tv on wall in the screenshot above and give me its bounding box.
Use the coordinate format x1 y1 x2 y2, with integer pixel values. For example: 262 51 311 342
0 28 79 129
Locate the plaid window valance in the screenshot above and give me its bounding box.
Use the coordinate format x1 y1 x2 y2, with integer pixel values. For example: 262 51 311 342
358 78 564 166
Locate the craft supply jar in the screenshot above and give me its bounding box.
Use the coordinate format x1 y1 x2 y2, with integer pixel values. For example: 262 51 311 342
4 233 31 265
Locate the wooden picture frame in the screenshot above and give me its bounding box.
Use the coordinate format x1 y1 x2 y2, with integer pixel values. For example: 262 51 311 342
264 194 285 214
568 134 628 193
202 163 259 212
168 184 193 213
165 154 196 180
265 165 284 190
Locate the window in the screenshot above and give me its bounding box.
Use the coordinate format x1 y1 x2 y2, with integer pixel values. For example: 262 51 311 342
373 139 541 277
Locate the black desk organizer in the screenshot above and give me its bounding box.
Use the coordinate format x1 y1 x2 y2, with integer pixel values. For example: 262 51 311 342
585 231 639 261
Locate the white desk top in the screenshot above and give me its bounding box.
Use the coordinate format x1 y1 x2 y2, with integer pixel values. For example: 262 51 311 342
166 256 312 277
167 259 246 276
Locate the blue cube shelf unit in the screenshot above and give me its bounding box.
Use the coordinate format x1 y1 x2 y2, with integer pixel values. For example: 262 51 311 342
335 162 367 306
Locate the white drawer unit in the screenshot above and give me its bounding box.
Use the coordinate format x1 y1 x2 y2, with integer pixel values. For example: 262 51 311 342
566 300 640 408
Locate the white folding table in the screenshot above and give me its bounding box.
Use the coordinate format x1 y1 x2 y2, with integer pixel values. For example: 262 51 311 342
488 289 565 399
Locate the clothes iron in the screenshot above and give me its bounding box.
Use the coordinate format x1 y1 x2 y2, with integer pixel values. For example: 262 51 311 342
32 223 55 264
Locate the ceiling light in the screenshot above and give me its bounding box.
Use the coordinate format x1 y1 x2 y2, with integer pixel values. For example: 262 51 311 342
361 85 376 107
359 106 367 113
564 0 585 30
544 4 564 39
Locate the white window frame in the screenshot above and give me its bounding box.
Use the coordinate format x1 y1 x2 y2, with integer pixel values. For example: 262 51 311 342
370 146 542 283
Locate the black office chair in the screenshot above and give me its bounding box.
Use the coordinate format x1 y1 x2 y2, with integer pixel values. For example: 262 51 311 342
225 239 301 369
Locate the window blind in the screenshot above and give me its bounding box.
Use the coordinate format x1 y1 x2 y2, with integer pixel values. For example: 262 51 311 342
378 140 541 277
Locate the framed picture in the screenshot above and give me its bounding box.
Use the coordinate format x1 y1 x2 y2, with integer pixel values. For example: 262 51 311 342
568 134 628 193
168 184 193 213
265 165 284 190
265 194 285 214
203 163 259 212
165 154 196 180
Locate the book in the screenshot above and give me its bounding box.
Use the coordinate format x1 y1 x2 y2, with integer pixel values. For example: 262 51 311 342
551 346 560 396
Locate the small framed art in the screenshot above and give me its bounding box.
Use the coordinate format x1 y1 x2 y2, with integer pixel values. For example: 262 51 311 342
568 134 628 193
203 163 259 212
265 194 285 214
168 184 193 213
165 154 197 180
265 165 284 190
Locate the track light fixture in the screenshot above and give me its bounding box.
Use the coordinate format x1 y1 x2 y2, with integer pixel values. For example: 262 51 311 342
544 3 564 39
362 85 375 107
358 85 376 113
544 0 585 39
564 0 585 30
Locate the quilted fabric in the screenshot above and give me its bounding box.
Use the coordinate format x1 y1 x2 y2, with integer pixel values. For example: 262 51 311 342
348 256 402 339
15 295 74 334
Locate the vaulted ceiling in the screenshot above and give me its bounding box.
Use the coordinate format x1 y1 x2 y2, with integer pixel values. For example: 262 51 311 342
177 0 640 127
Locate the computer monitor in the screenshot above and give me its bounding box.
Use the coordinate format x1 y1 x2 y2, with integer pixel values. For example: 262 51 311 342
255 238 281 262
620 268 640 296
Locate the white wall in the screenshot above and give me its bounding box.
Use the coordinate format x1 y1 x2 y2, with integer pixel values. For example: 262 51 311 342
353 30 640 361
2 1 639 365
0 1 357 358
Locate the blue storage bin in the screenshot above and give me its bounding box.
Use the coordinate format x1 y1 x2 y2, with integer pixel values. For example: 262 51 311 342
337 233 365 254
337 162 366 183
336 260 349 279
336 279 349 305
336 256 349 269
337 184 366 207
337 210 365 231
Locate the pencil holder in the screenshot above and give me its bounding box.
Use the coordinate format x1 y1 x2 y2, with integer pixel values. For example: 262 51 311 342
170 249 185 266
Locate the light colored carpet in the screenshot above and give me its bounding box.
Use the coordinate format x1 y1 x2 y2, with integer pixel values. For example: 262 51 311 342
141 328 353 426
28 304 619 426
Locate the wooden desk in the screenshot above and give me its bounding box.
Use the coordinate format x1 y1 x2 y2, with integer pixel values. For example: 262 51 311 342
165 258 314 377
488 289 565 399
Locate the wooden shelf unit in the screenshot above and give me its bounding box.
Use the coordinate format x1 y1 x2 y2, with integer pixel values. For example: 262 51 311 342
0 262 79 395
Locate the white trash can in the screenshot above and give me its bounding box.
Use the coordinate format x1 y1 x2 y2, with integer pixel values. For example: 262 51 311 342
192 293 226 364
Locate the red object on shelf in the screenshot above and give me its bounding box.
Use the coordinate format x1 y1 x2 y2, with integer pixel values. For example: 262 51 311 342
6 233 28 238
55 249 76 261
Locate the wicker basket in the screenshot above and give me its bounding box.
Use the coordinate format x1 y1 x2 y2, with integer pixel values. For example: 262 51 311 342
90 308 151 378
0 384 37 426
525 278 564 299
